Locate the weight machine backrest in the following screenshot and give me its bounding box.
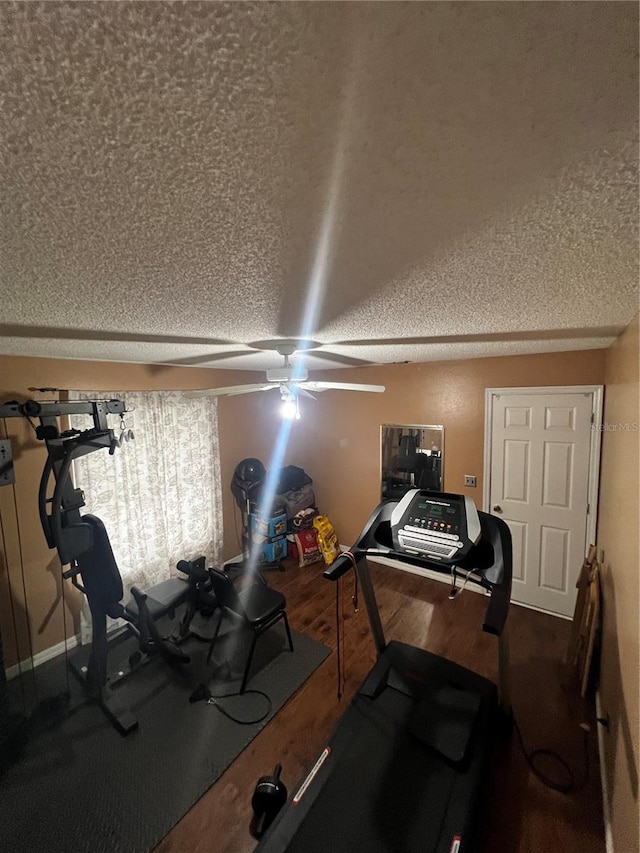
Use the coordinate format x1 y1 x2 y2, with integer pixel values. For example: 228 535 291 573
73 514 125 620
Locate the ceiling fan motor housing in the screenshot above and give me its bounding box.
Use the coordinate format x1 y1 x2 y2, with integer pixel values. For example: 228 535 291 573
266 367 309 383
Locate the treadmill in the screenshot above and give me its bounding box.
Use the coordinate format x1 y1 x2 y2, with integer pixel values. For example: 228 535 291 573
256 490 512 853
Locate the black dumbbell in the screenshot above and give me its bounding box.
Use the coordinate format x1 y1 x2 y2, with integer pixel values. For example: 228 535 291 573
250 763 288 839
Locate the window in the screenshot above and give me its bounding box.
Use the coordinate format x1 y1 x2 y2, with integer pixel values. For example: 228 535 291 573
70 391 223 595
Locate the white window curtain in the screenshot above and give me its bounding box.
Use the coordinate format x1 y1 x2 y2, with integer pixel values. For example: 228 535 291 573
69 391 223 600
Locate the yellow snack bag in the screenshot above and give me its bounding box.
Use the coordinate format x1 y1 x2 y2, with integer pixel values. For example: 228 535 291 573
312 515 340 565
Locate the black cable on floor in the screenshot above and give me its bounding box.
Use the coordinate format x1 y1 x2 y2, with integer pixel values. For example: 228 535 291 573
512 713 590 793
189 683 272 724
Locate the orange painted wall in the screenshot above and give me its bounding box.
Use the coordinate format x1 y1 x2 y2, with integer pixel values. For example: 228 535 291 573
596 313 640 853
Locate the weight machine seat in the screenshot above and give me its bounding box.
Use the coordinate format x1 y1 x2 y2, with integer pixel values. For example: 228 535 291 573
124 577 190 622
77 515 191 623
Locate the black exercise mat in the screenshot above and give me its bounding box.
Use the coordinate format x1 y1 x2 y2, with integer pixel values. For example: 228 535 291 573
0 624 329 853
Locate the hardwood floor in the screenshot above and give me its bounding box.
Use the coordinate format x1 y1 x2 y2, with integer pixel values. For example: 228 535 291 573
154 560 605 853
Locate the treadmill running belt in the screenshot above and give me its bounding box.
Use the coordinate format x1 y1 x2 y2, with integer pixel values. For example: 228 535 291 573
408 684 482 763
284 694 459 852
258 643 497 853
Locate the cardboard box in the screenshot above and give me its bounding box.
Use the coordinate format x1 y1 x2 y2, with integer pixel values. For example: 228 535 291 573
257 536 287 563
250 511 288 539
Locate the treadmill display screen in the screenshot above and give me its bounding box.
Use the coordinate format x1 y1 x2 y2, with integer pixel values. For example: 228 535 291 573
390 490 482 563
408 499 461 535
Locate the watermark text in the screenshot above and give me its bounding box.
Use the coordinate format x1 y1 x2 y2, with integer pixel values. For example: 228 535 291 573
591 422 639 432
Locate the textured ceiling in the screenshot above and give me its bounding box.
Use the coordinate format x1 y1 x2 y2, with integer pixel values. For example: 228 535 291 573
1 1 638 374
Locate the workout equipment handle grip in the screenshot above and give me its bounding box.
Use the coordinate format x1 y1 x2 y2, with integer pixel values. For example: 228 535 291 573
323 552 358 581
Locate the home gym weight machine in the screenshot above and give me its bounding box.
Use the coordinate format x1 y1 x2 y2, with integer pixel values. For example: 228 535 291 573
0 397 198 739
256 489 512 853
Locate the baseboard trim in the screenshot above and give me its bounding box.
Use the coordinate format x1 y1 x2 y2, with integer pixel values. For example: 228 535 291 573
596 689 614 853
505 598 572 621
5 633 80 681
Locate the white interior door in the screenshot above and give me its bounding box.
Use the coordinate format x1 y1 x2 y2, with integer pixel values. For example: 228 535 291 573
485 387 602 617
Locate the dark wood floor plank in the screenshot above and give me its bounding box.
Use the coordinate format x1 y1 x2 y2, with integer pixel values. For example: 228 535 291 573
154 561 605 853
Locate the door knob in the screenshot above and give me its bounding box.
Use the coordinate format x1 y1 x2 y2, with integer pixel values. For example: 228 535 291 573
493 505 503 513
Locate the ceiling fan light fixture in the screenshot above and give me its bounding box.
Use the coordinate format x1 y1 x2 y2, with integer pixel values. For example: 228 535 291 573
280 395 300 420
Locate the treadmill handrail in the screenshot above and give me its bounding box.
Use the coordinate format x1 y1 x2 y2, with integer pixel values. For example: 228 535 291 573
324 497 512 636
323 551 362 581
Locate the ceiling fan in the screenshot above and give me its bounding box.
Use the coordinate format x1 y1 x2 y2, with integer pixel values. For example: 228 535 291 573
186 340 385 417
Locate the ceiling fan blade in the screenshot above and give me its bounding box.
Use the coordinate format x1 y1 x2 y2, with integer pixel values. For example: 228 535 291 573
308 351 377 367
330 326 624 348
226 385 278 397
185 384 273 397
0 323 236 347
158 349 258 367
297 388 317 399
299 381 385 393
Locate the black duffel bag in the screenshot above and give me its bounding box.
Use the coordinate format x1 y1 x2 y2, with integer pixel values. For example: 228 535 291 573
274 465 312 494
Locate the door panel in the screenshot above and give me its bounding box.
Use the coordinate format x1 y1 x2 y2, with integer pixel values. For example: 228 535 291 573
542 442 573 507
508 519 527 583
540 526 569 591
504 440 530 501
489 391 594 616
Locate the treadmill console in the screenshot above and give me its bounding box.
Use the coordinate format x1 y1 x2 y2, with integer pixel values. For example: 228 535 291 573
390 490 481 563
